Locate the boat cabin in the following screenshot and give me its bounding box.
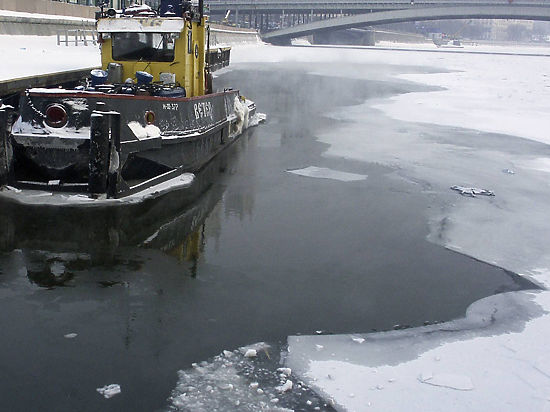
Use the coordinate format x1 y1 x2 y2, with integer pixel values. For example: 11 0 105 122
97 0 208 97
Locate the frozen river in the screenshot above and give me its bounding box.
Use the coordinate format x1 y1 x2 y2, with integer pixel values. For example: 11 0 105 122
1 40 550 411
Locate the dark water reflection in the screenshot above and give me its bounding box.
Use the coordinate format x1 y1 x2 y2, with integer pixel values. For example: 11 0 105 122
0 63 538 411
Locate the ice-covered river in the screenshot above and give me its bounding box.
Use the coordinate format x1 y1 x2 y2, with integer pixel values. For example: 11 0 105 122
1 41 550 411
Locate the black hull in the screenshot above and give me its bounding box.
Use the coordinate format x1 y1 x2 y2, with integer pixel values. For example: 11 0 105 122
8 89 254 197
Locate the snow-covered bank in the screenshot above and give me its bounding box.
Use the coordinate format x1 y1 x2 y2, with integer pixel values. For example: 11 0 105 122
0 35 100 80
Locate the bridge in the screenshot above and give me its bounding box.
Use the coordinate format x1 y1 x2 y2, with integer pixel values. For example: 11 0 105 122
207 1 550 44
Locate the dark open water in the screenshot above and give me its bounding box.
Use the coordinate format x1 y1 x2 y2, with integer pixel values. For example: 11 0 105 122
0 61 538 411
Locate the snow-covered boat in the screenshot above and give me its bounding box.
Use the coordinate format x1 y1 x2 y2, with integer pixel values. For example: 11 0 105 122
0 0 262 202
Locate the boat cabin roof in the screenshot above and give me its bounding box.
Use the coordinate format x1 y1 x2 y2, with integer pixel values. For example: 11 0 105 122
97 17 185 34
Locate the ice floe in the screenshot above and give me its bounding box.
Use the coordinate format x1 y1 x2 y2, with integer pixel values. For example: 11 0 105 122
96 384 121 399
287 166 367 182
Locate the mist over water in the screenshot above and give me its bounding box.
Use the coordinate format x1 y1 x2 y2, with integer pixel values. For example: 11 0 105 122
0 54 540 411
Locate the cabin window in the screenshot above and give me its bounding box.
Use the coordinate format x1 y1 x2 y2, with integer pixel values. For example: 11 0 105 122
112 33 175 62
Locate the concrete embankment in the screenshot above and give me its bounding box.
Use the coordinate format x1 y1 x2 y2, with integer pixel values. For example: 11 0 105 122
210 23 262 46
0 0 95 19
0 13 259 43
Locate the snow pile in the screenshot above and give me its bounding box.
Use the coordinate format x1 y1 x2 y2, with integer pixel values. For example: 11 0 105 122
287 166 367 182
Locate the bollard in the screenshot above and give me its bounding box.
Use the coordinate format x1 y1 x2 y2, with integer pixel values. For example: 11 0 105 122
0 109 12 186
88 112 110 195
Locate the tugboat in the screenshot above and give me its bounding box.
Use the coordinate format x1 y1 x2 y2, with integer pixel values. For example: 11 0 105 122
0 0 261 202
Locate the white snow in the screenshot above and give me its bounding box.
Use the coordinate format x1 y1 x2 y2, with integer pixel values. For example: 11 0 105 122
127 121 161 140
96 384 121 399
63 333 78 339
0 35 100 81
287 166 367 182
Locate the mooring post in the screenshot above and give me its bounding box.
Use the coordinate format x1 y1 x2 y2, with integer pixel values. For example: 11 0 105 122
89 112 110 195
106 111 121 199
0 107 13 186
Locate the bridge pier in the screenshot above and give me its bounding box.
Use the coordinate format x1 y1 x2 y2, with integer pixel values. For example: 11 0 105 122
312 31 331 45
362 29 376 46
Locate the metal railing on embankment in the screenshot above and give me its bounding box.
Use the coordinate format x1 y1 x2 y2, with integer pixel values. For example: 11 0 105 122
57 28 97 46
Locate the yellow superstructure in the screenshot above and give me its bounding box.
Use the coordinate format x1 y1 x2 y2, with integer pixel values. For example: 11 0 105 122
99 17 207 97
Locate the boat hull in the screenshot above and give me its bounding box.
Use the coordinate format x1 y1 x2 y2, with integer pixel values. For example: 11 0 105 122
9 89 255 195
